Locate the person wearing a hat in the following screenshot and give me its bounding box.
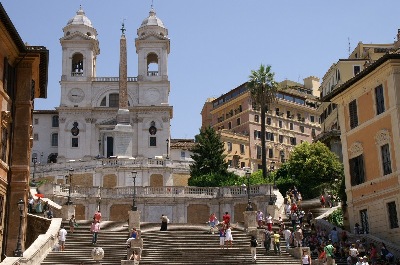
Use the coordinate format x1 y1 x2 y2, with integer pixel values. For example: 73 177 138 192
324 240 335 265
355 256 369 265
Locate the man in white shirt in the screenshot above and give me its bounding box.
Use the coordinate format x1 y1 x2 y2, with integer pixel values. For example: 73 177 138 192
58 225 68 251
282 228 292 249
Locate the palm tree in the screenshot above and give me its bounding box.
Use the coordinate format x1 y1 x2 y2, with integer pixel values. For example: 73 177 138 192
248 64 278 179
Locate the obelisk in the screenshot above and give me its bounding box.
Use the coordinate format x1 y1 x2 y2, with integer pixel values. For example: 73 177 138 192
113 23 133 158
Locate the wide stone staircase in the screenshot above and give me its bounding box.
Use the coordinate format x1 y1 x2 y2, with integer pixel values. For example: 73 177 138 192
41 220 128 264
139 224 299 264
40 198 334 264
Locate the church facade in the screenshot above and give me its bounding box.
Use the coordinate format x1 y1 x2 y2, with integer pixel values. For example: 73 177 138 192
32 7 193 198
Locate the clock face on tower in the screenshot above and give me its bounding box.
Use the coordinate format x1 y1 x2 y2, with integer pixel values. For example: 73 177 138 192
68 88 85 103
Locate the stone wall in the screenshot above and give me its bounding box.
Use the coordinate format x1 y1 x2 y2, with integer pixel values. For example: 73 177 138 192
26 214 51 249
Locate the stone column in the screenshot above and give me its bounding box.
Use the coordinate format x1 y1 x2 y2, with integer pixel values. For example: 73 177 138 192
61 205 76 221
243 211 257 232
128 210 141 231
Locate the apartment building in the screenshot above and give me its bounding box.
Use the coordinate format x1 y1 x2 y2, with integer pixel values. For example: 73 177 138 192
323 52 400 246
201 77 321 172
317 35 400 161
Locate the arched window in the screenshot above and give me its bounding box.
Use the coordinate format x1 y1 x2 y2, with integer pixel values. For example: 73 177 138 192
51 133 58 147
99 93 119 107
52 115 59 127
71 53 84 76
147 53 158 76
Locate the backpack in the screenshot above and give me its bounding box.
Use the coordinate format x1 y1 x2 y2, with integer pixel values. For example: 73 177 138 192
250 238 257 247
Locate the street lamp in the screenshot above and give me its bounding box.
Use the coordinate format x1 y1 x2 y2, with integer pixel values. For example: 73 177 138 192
245 170 253 211
14 198 24 257
65 168 74 205
270 161 276 189
166 139 169 159
131 171 137 211
268 161 276 205
32 156 37 183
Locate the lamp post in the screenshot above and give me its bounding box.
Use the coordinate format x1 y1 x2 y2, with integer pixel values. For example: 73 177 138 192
166 139 169 159
245 170 253 211
32 156 37 183
268 162 276 205
131 171 137 211
14 198 24 257
65 168 74 205
271 161 276 189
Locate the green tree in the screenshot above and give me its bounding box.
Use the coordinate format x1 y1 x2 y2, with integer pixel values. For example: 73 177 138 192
275 141 344 199
248 64 278 179
189 127 230 186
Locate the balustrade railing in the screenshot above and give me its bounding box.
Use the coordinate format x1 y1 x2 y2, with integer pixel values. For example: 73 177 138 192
45 183 273 200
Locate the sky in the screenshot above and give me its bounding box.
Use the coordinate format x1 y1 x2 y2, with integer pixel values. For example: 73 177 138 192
3 1 400 139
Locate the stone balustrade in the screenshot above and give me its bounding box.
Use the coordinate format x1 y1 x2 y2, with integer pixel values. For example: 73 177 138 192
33 157 192 177
39 183 274 200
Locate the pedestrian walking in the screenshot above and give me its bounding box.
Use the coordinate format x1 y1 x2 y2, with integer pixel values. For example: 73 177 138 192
272 231 281 255
265 213 273 231
208 213 218 234
250 235 258 263
69 215 76 233
219 226 225 249
224 224 234 248
263 228 272 254
58 225 68 251
90 220 100 244
256 210 264 228
93 210 102 222
28 197 34 213
160 214 169 231
324 240 335 265
282 227 291 250
301 249 312 265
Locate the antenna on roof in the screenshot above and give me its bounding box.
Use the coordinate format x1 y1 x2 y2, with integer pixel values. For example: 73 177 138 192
348 37 351 56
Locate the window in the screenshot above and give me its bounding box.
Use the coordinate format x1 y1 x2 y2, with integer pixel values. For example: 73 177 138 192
52 115 59 127
360 209 369 234
181 151 185 158
1 127 7 162
254 115 259 123
33 133 39 141
228 122 232 130
236 118 241 126
349 154 365 186
275 108 279 116
300 126 304 133
268 148 273 158
228 160 232 167
0 195 3 226
279 120 282 128
290 137 296 145
387 201 399 229
266 117 271 125
381 144 392 175
289 123 294 130
72 137 79 147
51 133 58 147
353 65 361 76
240 162 245 168
349 99 358 129
100 97 106 106
227 142 232 152
280 150 285 162
279 135 284 143
310 116 315 123
240 144 245 154
256 146 261 159
254 130 258 139
266 132 274 141
149 137 157 147
311 129 316 138
287 111 291 118
109 93 119 107
375 85 385 115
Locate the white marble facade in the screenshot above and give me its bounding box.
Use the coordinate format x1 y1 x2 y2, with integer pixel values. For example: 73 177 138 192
58 7 172 162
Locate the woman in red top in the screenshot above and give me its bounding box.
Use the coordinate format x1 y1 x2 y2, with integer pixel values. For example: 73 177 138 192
320 195 326 208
